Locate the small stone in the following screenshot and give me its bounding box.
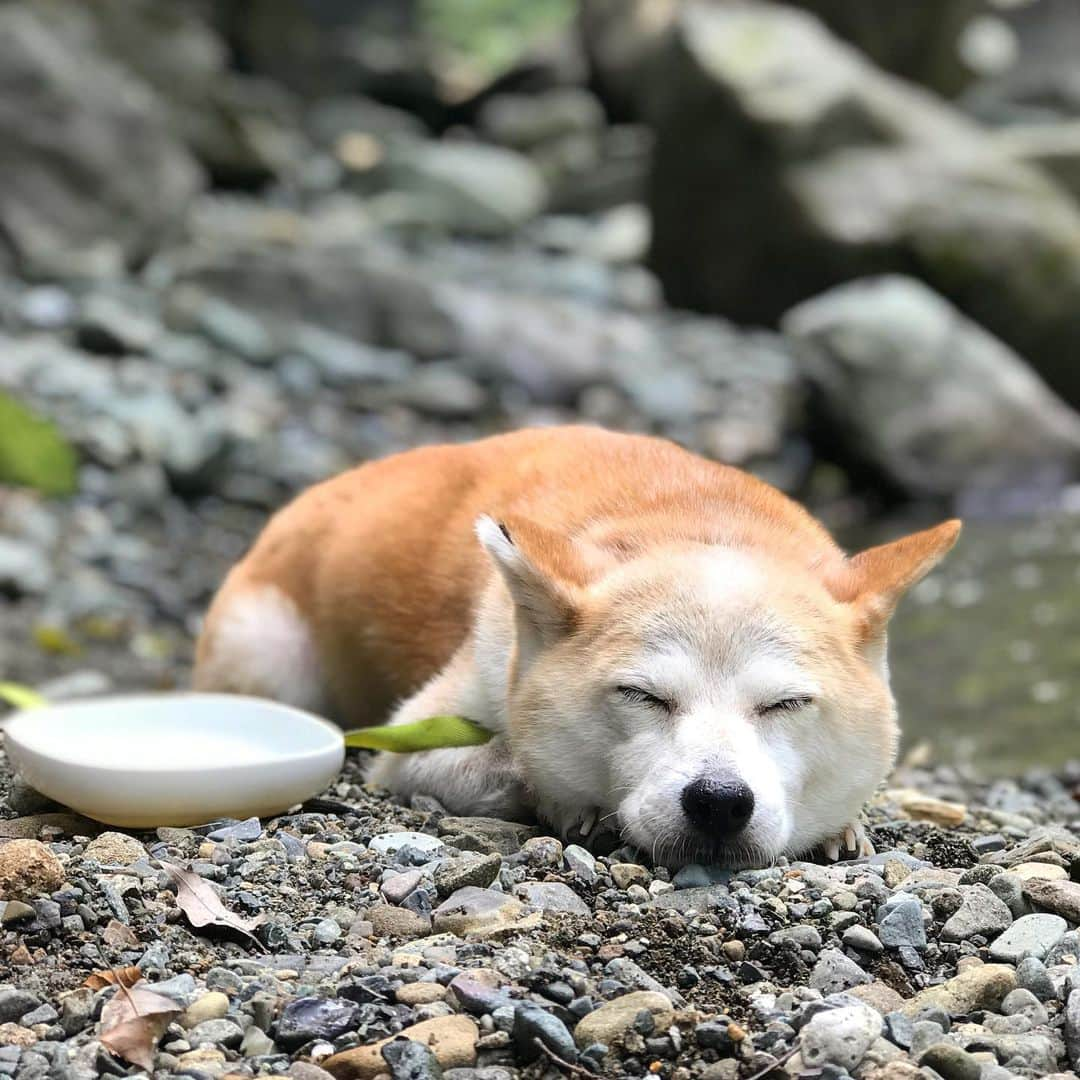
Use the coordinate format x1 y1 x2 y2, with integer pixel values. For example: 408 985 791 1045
0 991 40 1024
206 817 262 842
433 887 527 936
520 836 563 867
242 1026 275 1057
1024 877 1080 922
437 817 538 855
1016 957 1056 1002
433 853 501 898
188 1018 244 1050
940 885 1014 942
447 972 511 1015
896 793 967 826
877 895 927 950
180 992 230 1029
573 992 674 1048
801 1004 883 1071
513 1002 577 1063
810 949 872 995
610 863 651 890
313 917 343 945
381 1038 443 1080
564 845 597 884
1001 987 1049 1024
1011 862 1068 882
901 964 1016 1017
277 997 362 1049
848 982 906 1016
370 832 445 860
843 926 884 954
381 869 424 905
395 983 447 1006
0 1023 35 1048
515 882 589 915
0 840 64 899
919 1043 982 1080
989 913 1067 962
323 1015 478 1079
367 905 432 938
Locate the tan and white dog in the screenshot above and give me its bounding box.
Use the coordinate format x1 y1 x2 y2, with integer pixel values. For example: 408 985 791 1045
195 427 959 867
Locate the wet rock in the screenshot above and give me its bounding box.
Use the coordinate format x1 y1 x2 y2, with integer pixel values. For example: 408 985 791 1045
573 991 674 1048
0 840 65 900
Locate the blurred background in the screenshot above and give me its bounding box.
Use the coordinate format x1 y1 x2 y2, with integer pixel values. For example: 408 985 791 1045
1 0 1080 773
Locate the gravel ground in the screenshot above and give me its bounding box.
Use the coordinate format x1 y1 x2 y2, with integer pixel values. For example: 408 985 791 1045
5 749 1080 1079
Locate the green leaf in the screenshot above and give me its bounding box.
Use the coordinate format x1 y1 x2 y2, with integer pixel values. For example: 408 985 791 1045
345 715 493 753
0 392 77 496
0 682 47 711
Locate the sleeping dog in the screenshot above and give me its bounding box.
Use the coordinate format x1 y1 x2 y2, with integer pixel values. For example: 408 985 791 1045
195 427 959 866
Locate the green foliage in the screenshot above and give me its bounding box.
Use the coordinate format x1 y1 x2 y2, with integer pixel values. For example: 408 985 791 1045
345 714 493 753
421 0 574 79
0 391 77 496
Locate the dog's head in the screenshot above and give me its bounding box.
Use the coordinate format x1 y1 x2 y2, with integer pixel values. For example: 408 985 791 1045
477 513 960 867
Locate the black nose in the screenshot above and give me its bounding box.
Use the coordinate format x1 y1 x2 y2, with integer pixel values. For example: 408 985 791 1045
681 777 755 839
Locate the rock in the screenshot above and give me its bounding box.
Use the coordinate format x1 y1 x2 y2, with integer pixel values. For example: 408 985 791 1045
188 1018 244 1050
513 1002 577 1063
367 904 432 939
843 926 885 954
0 840 64 900
563 845 598 884
900 964 1016 1017
0 2 201 275
1016 957 1056 1002
83 832 146 867
919 1042 983 1080
447 972 511 1016
573 991 675 1048
0 538 53 597
381 1038 443 1080
323 1015 478 1080
77 293 160 355
395 983 447 1006
801 1003 883 1071
810 949 872 995
375 141 547 236
940 884 1015 942
277 997 362 1049
1066 989 1080 1070
370 832 446 860
989 913 1068 962
0 991 40 1025
514 882 589 916
382 869 425 905
848 981 906 1016
180 992 230 1029
610 863 651 891
646 0 1080 407
783 277 1080 497
1024 877 1080 922
432 888 528 936
433 853 501 898
877 896 927 951
437 818 539 856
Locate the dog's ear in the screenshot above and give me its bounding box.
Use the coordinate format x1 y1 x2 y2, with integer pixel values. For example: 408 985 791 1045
475 514 589 653
829 520 961 640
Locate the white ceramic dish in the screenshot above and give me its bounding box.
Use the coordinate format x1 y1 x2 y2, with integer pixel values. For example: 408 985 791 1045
3 693 345 828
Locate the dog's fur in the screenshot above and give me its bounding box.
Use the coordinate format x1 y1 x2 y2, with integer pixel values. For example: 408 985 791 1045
195 427 959 865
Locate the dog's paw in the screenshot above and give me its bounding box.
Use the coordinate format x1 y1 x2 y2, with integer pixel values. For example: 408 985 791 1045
821 822 874 863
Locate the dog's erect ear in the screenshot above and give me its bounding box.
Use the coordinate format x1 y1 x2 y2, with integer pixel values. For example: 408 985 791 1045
475 514 589 650
829 520 961 639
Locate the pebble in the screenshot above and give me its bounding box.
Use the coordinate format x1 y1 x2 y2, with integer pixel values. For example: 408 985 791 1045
573 992 674 1048
433 888 528 936
512 1002 577 1062
901 965 1017 1017
940 884 1014 942
877 895 927 950
277 998 362 1048
989 913 1068 962
369 832 446 859
810 949 872 994
801 1004 883 1070
0 840 64 899
843 925 884 953
322 1015 478 1079
514 882 589 915
433 852 501 897
180 992 230 1029
82 832 147 866
563 845 597 884
919 1042 983 1080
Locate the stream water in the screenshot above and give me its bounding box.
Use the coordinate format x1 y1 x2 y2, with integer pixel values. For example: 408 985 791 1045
881 507 1080 773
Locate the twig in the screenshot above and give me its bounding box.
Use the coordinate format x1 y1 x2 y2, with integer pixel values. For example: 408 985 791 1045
533 1036 595 1077
743 1041 800 1080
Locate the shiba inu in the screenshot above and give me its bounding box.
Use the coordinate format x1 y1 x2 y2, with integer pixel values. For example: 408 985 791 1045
195 427 959 866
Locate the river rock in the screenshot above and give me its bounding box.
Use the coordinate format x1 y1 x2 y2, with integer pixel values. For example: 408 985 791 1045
573 991 674 1048
801 1003 883 1071
940 884 1015 942
322 1015 478 1080
900 964 1016 1017
432 888 527 936
989 913 1068 962
1024 877 1080 922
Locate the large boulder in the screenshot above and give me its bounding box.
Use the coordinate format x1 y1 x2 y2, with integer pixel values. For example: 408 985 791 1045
646 0 1080 407
783 276 1080 498
0 4 202 275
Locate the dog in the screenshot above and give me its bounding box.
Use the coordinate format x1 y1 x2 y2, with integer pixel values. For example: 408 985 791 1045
194 426 959 866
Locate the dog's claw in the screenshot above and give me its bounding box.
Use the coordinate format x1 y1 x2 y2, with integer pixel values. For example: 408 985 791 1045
821 821 874 863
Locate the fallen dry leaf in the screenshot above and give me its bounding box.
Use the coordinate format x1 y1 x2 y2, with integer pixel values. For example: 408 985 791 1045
99 980 181 1071
84 965 143 991
161 863 265 949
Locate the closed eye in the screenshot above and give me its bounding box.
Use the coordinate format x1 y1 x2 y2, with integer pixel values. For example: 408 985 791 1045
756 695 814 717
616 685 674 713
